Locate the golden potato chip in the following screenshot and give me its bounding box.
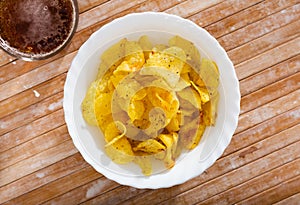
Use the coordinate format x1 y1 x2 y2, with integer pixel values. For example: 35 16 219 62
158 133 176 169
200 58 219 89
104 121 125 143
147 87 179 121
181 63 192 74
188 123 206 150
145 47 186 75
140 66 180 87
134 155 152 176
138 35 153 60
163 46 186 64
81 81 98 126
101 38 127 68
96 113 113 130
124 41 145 70
179 120 197 149
105 137 134 164
110 73 126 88
128 99 145 121
202 92 219 126
177 87 201 109
133 139 166 154
171 132 179 157
166 112 181 132
132 88 147 101
169 35 201 71
153 44 168 51
190 81 210 104
94 93 112 116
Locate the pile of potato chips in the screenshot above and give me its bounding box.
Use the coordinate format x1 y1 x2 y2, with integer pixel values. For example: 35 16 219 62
81 35 219 176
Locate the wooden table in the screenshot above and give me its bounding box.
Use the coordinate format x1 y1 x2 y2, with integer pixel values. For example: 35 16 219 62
1 0 299 204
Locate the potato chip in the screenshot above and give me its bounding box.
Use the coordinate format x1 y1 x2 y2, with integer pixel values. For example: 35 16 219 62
177 87 201 109
105 136 134 164
190 81 210 104
181 63 192 74
178 117 200 149
158 133 176 169
133 139 166 154
101 38 127 68
152 44 168 51
134 154 152 176
145 46 186 75
147 87 179 121
189 123 206 149
132 88 147 101
200 58 219 89
169 35 201 71
81 81 98 126
145 107 167 137
94 93 112 116
124 40 145 70
138 35 153 60
104 121 125 143
96 113 113 130
140 66 180 88
128 99 145 121
166 112 181 132
202 92 219 126
110 73 126 88
163 46 186 64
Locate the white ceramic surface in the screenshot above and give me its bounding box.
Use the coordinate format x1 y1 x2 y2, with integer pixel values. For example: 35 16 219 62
63 12 240 189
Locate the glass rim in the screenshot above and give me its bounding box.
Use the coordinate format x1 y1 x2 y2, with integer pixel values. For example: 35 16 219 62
0 0 79 61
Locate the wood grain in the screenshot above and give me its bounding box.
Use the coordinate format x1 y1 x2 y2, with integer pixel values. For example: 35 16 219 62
0 153 87 203
0 0 299 204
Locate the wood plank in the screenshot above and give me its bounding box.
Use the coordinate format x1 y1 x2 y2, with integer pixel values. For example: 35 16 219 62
206 0 298 38
199 159 300 205
0 140 78 187
4 166 101 205
274 192 300 205
77 0 148 32
83 186 147 205
223 106 300 156
78 0 109 13
43 176 119 205
165 0 223 18
0 109 65 152
0 91 63 136
235 36 300 80
160 141 300 205
238 175 300 205
218 4 300 51
0 153 87 204
239 55 300 97
0 74 66 119
228 20 300 65
0 53 75 101
240 72 300 114
237 89 300 133
0 50 14 67
108 125 300 205
189 0 264 27
0 125 68 170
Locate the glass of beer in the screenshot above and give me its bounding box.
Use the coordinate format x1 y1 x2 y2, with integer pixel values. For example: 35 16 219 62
0 0 79 61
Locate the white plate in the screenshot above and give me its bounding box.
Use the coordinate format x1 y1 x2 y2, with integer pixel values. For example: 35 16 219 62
63 12 240 189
